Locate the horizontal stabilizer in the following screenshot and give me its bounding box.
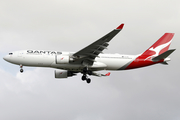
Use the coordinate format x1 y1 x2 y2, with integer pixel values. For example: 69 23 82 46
160 62 168 65
152 49 175 62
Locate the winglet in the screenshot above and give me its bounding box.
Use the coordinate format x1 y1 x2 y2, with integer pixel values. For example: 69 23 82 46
116 23 124 30
105 72 111 76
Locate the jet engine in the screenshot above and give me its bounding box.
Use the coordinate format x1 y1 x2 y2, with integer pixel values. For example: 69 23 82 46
56 55 70 64
55 70 76 78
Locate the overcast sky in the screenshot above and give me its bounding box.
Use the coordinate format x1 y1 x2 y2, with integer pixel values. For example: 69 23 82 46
0 0 180 120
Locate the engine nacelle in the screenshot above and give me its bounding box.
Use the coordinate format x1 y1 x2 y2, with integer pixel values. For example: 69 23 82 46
55 70 76 78
56 55 69 64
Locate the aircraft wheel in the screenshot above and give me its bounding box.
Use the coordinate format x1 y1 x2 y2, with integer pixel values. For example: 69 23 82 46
20 69 23 73
86 78 91 84
82 75 86 81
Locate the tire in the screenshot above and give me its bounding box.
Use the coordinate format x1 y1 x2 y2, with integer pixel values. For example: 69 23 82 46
86 78 91 84
82 75 86 81
20 69 23 73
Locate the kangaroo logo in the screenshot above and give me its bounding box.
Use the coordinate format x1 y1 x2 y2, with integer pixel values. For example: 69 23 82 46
144 40 172 61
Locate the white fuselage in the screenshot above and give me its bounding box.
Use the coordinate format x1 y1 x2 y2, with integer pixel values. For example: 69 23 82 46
3 50 137 71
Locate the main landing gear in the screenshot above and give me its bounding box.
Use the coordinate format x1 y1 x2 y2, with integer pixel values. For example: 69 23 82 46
20 64 23 73
81 67 91 84
81 75 91 84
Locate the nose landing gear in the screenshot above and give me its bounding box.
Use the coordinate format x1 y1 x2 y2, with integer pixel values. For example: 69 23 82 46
20 64 23 73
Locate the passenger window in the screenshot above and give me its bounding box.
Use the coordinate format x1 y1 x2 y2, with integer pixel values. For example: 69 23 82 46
9 53 13 55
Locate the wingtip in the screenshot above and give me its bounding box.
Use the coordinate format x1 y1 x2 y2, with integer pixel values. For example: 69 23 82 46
116 23 124 30
105 72 111 76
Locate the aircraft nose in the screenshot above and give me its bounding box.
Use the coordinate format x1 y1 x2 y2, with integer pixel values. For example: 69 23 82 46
3 55 9 61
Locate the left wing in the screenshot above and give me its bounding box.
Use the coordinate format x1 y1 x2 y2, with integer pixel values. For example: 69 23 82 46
72 24 124 66
91 72 111 77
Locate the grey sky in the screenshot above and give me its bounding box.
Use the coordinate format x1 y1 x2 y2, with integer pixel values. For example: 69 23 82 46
0 0 180 120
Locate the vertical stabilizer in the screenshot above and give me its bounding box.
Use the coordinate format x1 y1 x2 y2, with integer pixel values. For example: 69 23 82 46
125 33 175 70
141 33 174 58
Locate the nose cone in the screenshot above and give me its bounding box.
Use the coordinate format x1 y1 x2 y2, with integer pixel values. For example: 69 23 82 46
3 55 9 62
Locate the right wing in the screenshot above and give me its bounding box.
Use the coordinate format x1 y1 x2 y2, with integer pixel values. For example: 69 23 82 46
72 24 124 66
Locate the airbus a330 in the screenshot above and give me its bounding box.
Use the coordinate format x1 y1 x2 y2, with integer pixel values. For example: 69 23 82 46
3 24 175 83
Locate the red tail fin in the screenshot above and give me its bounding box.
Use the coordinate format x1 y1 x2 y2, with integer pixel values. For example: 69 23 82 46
125 33 175 70
141 33 174 59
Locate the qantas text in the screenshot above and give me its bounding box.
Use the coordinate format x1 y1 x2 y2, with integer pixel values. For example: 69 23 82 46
27 50 62 55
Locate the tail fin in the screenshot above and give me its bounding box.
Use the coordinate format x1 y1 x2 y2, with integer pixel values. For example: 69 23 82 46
141 33 174 60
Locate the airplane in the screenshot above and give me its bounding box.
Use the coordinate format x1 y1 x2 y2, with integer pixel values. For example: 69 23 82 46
3 23 175 83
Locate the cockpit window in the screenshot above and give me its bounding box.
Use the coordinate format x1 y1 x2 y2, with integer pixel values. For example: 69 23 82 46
9 53 13 55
